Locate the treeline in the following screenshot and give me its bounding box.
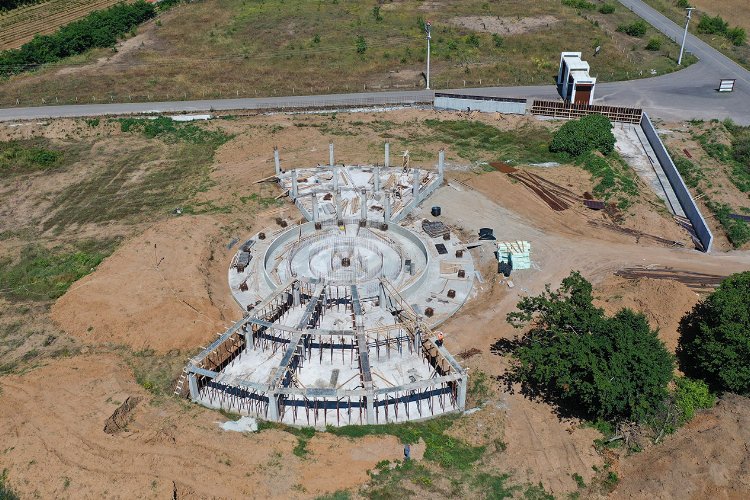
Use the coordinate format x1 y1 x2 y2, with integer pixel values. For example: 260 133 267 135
0 1 156 77
0 0 43 13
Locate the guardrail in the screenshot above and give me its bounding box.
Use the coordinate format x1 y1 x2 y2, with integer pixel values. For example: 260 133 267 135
640 113 713 252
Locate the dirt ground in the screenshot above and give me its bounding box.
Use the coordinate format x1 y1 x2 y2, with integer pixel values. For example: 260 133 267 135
2 109 750 498
450 15 560 36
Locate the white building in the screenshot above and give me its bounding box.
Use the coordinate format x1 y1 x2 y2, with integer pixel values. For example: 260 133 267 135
557 52 597 105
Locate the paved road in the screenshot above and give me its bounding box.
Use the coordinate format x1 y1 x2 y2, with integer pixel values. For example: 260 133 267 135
0 0 748 124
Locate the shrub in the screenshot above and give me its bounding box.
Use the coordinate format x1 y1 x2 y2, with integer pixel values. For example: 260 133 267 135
674 377 715 424
617 20 648 37
731 131 750 166
599 4 616 14
355 35 367 54
726 27 747 46
704 200 750 247
697 15 729 35
678 272 750 394
645 37 662 51
372 5 382 22
549 114 616 157
676 0 691 8
465 33 480 48
506 271 675 423
0 1 156 77
492 33 504 48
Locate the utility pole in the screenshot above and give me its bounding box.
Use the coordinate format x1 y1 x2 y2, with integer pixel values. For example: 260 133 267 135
425 20 432 90
678 7 695 66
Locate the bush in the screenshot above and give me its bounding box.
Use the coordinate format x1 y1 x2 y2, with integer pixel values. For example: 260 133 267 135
678 272 750 394
674 377 715 424
645 37 662 51
732 131 750 166
726 27 747 46
465 33 480 48
492 33 504 48
0 1 156 77
617 20 648 37
599 4 616 14
676 0 691 8
0 0 42 11
355 35 367 54
506 271 675 423
704 200 750 247
697 14 729 35
549 114 616 157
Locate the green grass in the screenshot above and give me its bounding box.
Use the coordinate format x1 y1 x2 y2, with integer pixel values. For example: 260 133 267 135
0 139 75 178
315 491 352 500
672 155 705 188
0 239 119 301
422 119 559 164
43 120 230 232
705 200 750 247
327 415 484 471
578 152 639 209
257 421 317 458
124 347 188 398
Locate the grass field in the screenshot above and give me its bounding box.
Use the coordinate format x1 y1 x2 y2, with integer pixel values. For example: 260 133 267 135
0 0 131 50
0 0 693 106
642 0 750 70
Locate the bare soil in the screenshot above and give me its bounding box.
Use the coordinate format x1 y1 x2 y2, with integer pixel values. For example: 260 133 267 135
450 15 560 36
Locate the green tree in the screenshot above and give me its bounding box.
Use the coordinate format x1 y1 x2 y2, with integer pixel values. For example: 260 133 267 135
549 114 616 157
506 271 674 423
677 272 750 394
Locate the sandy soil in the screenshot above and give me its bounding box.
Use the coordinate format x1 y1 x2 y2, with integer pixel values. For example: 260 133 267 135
593 276 700 353
613 394 750 499
0 353 409 498
2 110 750 498
450 15 560 36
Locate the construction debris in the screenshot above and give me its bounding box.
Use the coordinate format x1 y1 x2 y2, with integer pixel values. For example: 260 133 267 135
614 267 725 292
422 219 450 238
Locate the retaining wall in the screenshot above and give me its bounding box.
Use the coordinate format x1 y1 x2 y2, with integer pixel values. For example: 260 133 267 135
640 113 713 252
434 93 527 115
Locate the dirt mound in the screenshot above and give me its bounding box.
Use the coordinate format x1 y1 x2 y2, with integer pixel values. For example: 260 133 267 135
613 394 750 498
451 15 559 35
593 276 699 353
103 396 142 434
51 214 238 353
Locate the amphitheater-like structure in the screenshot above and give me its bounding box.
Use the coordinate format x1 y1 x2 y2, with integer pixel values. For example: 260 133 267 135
177 144 474 427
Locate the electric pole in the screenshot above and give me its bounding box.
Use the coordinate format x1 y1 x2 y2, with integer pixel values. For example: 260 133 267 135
425 20 432 90
678 7 695 66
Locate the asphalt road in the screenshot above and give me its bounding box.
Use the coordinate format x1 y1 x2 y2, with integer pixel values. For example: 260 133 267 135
0 0 748 124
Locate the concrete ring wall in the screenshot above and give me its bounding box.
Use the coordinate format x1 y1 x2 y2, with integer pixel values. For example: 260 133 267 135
260 219 431 298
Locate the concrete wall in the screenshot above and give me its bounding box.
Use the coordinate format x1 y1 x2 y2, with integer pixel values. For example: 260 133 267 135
434 93 527 115
640 113 713 252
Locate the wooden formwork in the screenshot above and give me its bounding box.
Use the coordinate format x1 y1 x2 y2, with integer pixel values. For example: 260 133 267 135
530 99 642 124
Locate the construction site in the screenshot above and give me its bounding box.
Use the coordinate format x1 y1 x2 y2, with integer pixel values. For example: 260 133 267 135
178 146 479 426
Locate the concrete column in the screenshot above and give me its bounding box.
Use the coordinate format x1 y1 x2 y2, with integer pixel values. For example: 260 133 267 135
333 165 339 191
312 194 319 222
360 190 367 220
267 393 279 421
384 192 391 222
379 284 386 309
438 149 445 183
412 169 420 196
274 147 281 175
329 143 334 167
365 393 375 424
291 169 298 198
374 166 381 192
334 191 340 220
384 142 390 168
293 284 301 307
457 376 468 409
414 328 421 354
188 373 199 400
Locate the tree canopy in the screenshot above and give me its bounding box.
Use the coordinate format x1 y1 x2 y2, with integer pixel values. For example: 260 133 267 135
506 271 674 423
549 114 616 157
677 271 750 394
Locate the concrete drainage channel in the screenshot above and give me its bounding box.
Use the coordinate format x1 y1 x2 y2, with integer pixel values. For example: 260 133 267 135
176 145 473 427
